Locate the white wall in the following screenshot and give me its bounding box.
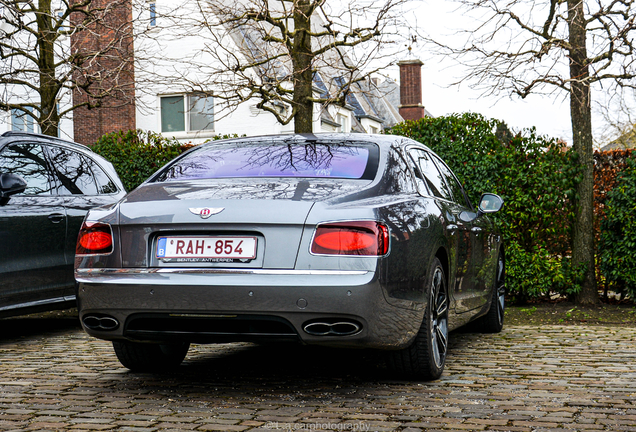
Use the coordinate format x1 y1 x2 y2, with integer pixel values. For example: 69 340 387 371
131 0 326 142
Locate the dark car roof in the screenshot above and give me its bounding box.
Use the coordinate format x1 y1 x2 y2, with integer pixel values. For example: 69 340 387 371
0 131 92 153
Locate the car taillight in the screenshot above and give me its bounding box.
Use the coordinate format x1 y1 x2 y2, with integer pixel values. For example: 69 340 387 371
311 221 389 256
76 222 113 255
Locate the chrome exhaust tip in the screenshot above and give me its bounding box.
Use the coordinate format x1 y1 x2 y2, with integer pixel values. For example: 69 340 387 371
303 320 362 336
83 315 120 331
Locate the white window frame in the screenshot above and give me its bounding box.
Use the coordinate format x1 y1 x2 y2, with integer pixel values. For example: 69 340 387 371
159 93 215 137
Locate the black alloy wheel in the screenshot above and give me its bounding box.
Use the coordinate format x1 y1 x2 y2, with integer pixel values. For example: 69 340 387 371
388 257 449 380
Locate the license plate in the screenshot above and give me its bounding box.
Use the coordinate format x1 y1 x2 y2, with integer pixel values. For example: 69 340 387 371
156 236 257 259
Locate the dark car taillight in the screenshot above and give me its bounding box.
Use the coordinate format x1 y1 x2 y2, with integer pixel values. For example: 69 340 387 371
76 222 113 255
311 221 389 256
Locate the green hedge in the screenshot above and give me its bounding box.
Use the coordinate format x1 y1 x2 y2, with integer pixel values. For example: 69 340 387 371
92 129 239 191
388 113 584 303
600 153 636 298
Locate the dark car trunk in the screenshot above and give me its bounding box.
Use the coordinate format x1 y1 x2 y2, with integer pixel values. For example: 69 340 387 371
117 179 371 269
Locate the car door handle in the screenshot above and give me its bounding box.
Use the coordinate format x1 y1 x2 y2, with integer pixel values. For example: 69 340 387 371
471 227 483 233
48 213 65 223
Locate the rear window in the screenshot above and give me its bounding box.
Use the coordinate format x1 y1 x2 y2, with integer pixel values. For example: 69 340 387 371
155 141 378 182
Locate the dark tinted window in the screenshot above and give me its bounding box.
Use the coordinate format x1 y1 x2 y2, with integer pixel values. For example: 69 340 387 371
84 156 118 194
407 149 430 195
155 141 377 182
48 146 98 195
413 149 452 200
430 154 469 207
381 148 417 194
0 143 54 195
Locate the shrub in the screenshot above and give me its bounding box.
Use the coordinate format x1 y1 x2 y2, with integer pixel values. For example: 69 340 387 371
388 113 583 303
599 153 636 299
92 129 240 191
593 149 634 297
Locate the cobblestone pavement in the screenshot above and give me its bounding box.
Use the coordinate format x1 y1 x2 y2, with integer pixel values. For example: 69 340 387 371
1 319 636 432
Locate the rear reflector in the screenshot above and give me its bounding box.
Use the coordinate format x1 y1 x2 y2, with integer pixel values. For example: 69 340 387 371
311 221 389 256
76 222 113 255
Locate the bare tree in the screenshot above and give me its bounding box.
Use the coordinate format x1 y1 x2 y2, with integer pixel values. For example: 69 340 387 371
0 0 134 137
136 0 414 134
595 88 636 149
426 0 636 304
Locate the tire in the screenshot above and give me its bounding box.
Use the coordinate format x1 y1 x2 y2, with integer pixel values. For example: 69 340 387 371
388 257 449 380
113 340 190 372
476 252 505 333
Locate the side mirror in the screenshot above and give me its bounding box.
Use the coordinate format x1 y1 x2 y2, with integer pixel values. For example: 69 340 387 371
478 193 504 215
0 173 27 200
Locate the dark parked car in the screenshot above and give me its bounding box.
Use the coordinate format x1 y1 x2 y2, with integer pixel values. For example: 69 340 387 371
76 133 504 380
0 131 125 317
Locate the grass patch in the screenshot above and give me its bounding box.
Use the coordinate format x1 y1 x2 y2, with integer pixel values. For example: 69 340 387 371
505 301 636 326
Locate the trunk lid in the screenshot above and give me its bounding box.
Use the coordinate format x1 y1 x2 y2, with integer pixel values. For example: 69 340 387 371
117 179 371 269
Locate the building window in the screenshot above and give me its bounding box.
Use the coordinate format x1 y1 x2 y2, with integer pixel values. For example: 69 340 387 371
11 108 35 133
161 96 184 132
188 94 214 131
55 9 69 33
336 113 349 133
149 2 156 27
160 94 214 133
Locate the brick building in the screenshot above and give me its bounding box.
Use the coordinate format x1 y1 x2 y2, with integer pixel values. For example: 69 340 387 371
70 0 136 145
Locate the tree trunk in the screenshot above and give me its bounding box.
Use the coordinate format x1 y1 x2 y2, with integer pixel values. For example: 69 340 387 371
292 0 314 134
37 0 60 137
567 0 598 304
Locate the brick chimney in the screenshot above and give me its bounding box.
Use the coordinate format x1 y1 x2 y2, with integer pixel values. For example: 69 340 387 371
71 0 136 145
398 59 425 121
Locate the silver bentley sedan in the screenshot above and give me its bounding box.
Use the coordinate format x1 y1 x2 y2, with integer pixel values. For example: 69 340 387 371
75 133 505 380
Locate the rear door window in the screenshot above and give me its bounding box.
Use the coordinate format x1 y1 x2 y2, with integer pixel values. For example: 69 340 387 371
411 149 452 201
47 146 99 195
381 148 417 194
430 153 471 208
407 148 431 196
84 156 119 194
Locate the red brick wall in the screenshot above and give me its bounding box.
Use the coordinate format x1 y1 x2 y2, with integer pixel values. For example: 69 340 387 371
398 60 425 121
71 0 136 145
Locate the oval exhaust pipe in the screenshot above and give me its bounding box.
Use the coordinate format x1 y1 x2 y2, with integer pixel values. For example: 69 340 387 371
83 315 119 331
303 321 361 336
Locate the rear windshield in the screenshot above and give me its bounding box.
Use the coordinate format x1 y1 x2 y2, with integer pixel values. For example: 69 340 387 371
155 141 378 182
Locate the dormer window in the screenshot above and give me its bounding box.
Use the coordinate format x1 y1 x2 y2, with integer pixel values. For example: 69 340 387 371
336 113 349 133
